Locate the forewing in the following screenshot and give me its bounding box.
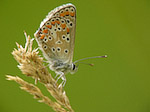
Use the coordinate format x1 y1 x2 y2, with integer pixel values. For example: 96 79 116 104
34 3 76 64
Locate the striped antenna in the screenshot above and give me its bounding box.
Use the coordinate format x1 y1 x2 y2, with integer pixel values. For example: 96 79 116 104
74 55 107 65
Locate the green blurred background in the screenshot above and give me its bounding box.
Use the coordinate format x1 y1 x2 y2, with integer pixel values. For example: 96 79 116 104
1 0 150 112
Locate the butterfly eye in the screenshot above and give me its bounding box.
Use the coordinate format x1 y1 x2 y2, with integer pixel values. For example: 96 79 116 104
72 64 76 70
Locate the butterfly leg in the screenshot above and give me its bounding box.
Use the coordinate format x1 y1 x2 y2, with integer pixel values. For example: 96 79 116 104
61 75 66 87
55 72 67 88
56 72 64 82
54 73 59 79
58 76 66 88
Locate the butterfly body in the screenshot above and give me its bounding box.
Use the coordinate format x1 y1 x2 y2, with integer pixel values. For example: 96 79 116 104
49 60 76 75
34 3 77 86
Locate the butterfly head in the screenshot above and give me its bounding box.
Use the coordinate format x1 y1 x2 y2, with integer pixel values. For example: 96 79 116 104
70 63 78 74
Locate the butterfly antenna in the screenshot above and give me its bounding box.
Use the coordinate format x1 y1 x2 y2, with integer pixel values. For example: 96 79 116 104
74 55 107 65
77 62 94 66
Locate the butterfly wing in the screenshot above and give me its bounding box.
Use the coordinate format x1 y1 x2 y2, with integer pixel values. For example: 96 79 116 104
34 3 76 65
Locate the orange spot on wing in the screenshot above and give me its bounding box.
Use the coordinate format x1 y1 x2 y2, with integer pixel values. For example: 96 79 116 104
51 21 55 25
43 29 48 33
61 24 66 29
70 12 75 17
67 28 70 33
40 34 45 39
65 11 69 16
60 13 65 17
46 25 52 29
55 21 60 24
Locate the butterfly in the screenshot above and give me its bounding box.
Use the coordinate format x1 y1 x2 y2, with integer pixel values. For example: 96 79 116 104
34 3 107 87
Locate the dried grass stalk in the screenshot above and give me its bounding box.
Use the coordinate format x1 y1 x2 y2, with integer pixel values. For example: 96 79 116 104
6 75 66 112
6 32 74 112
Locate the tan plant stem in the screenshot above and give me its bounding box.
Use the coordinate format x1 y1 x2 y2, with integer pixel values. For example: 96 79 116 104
6 32 74 112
